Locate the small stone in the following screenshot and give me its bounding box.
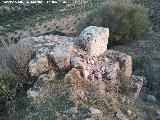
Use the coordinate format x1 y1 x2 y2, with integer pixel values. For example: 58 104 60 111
101 66 105 71
95 72 102 79
130 75 144 99
116 112 123 119
27 89 41 100
29 56 49 76
116 112 128 120
71 56 85 68
90 60 94 65
88 107 102 115
127 109 131 115
64 107 78 114
156 110 160 115
38 70 55 83
146 94 157 103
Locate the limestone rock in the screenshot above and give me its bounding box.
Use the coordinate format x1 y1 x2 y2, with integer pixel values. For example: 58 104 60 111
88 107 103 119
65 68 87 101
27 88 41 100
130 75 144 99
64 107 78 114
71 49 120 83
38 70 55 84
23 26 145 119
27 70 55 101
88 107 103 115
116 112 129 120
127 109 132 116
156 110 160 119
78 26 109 57
28 35 76 75
71 56 86 68
49 40 74 70
106 50 132 77
29 56 49 76
146 94 157 103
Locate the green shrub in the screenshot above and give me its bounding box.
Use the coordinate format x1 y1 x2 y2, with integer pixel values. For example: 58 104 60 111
133 55 159 88
0 75 13 97
77 0 150 46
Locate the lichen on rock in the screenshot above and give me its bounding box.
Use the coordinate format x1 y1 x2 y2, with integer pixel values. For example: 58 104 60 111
26 26 144 119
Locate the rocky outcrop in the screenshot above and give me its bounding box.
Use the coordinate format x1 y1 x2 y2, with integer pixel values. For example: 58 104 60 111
25 26 144 119
78 26 109 57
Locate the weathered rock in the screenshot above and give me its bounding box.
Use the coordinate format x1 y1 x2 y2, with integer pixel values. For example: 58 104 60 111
156 110 160 120
116 111 128 120
106 50 132 77
48 40 74 70
27 70 55 101
29 56 49 76
71 49 120 83
28 35 76 75
63 107 78 114
71 56 86 68
38 70 55 84
65 68 87 101
27 88 41 100
87 107 103 119
88 107 103 115
130 75 144 99
146 94 157 103
78 26 109 57
29 47 51 77
127 109 132 116
71 48 88 69
24 26 145 119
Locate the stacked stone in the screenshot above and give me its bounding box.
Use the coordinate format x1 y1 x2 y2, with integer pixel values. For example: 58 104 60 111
27 26 144 119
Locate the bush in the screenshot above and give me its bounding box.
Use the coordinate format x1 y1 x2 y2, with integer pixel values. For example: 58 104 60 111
133 55 159 89
77 0 150 47
0 75 13 97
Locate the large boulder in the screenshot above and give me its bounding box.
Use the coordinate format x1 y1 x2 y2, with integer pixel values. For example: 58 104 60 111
78 26 109 57
28 35 76 76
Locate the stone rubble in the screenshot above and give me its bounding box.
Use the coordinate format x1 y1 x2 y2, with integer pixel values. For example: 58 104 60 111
26 26 144 119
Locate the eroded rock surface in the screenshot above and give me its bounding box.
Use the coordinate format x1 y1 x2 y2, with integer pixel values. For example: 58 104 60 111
25 26 144 119
78 26 109 57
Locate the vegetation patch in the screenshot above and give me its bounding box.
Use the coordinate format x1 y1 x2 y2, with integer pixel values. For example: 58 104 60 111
77 0 150 46
0 75 13 97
